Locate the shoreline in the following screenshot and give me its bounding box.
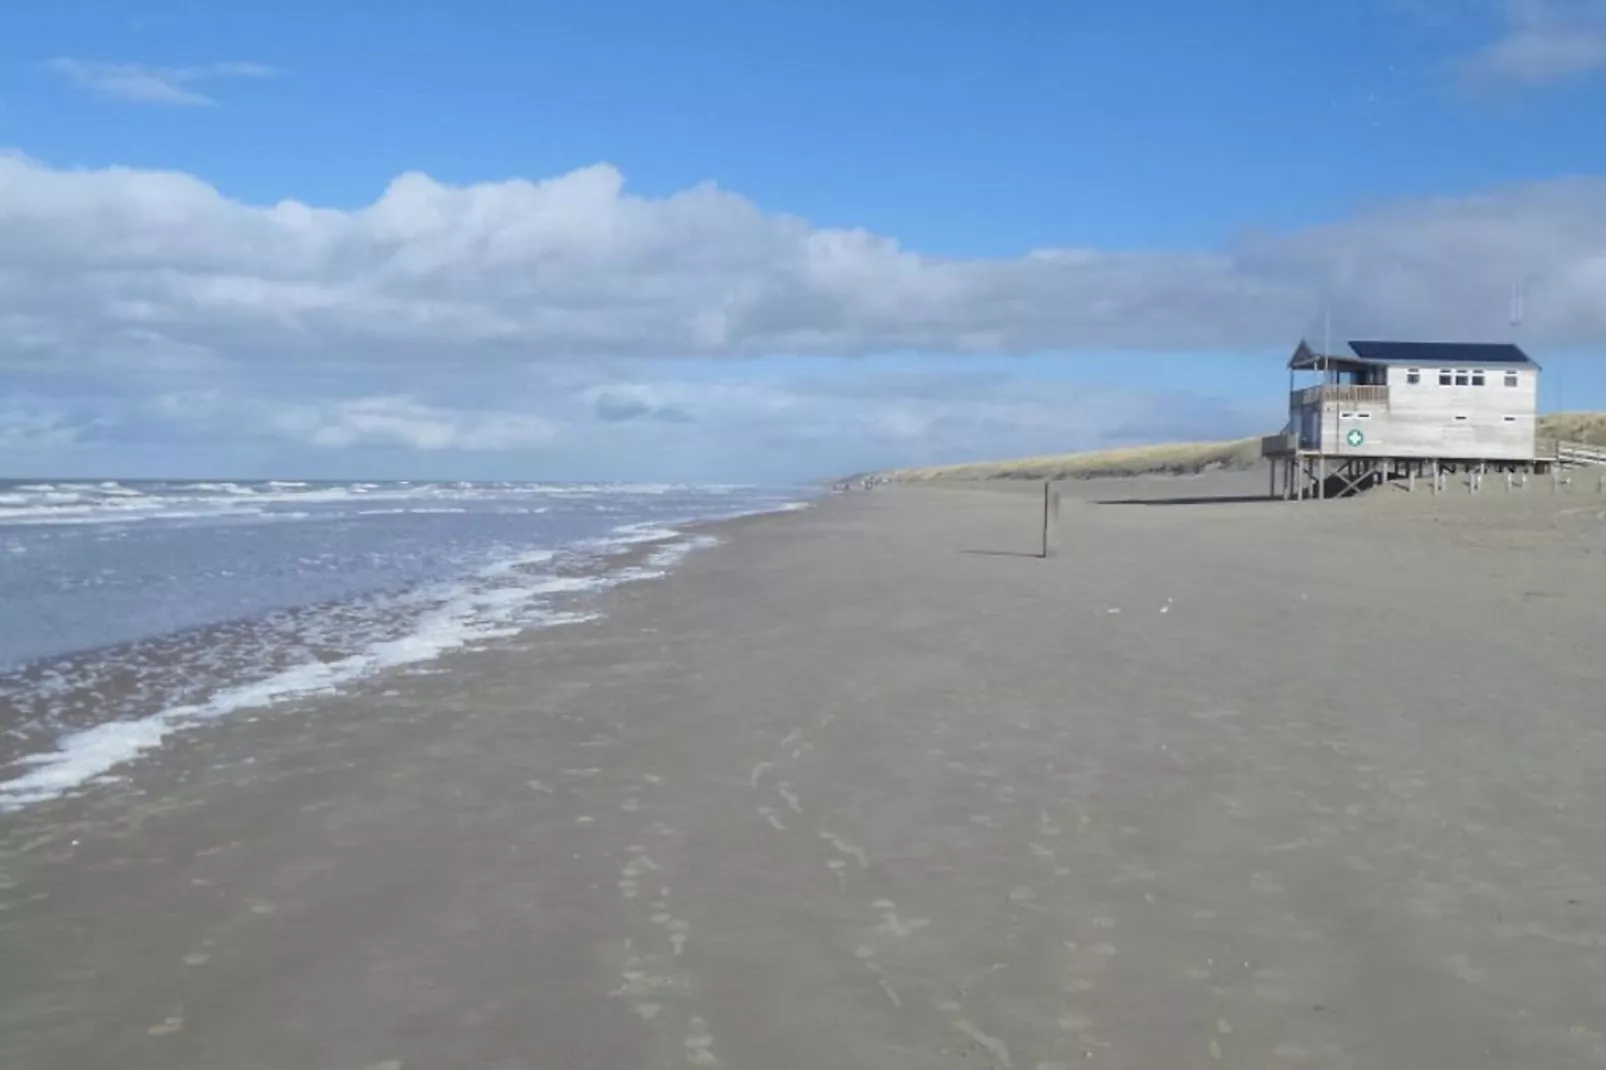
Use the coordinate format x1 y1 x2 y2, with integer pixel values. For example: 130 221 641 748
4 484 1604 1069
0 496 813 813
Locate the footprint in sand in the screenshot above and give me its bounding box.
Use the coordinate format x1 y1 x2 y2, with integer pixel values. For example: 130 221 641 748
667 917 690 955
854 946 904 1006
874 899 931 938
952 1018 1013 1068
685 1017 721 1066
820 832 868 868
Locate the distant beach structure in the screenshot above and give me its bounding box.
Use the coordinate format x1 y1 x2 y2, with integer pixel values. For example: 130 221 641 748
1263 340 1604 499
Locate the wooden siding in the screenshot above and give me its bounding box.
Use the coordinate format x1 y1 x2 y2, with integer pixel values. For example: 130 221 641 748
1289 363 1538 460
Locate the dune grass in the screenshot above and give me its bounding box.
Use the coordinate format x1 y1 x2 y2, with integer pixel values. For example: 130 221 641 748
1539 411 1606 447
883 437 1265 483
879 411 1605 484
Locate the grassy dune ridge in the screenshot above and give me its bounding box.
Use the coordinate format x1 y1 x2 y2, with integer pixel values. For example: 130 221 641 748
879 412 1606 483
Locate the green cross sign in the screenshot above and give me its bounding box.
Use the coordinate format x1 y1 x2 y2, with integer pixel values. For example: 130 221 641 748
1347 428 1365 447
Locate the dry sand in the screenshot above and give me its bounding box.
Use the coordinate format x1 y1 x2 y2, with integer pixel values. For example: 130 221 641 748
4 478 1606 1069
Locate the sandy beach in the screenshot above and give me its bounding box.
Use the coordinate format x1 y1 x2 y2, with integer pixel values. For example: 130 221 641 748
4 480 1606 1069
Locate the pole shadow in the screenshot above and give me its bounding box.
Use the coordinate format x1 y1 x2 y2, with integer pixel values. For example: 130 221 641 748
1092 495 1279 507
959 549 1048 559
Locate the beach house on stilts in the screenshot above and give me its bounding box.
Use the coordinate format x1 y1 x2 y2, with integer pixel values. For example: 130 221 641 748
1259 340 1557 499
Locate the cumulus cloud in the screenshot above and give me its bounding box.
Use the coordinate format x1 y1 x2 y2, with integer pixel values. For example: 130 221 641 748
38 59 278 106
0 150 1599 380
1462 0 1606 85
2 152 1604 386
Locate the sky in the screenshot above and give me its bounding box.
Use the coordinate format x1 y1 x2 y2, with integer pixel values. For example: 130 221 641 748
3 0 1606 482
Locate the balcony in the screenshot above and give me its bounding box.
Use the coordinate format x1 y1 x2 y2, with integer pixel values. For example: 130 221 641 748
1260 432 1297 457
1292 384 1391 408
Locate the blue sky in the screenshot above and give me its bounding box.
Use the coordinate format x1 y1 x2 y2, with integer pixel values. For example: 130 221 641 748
3 0 1606 481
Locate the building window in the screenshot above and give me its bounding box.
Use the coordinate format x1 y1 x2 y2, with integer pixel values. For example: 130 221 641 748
1503 415 1517 422
1406 368 1421 384
1472 370 1486 386
1439 370 1453 386
1454 370 1471 386
1356 412 1372 419
1505 371 1520 387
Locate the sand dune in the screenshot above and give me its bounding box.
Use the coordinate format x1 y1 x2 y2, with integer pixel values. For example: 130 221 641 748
881 411 1606 483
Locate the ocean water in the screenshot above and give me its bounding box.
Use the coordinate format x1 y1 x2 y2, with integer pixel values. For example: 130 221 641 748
0 479 808 810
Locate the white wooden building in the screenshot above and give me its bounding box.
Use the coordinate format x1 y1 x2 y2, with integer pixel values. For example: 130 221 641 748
1262 340 1545 499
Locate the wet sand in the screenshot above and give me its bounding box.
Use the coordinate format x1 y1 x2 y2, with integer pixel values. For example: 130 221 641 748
4 481 1606 1069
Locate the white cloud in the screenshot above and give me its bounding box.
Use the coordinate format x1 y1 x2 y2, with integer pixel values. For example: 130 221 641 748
3 152 1606 387
263 396 557 451
2 363 1273 480
1462 0 1606 84
38 59 278 106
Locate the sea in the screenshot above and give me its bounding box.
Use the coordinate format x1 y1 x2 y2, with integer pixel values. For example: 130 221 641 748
0 478 810 811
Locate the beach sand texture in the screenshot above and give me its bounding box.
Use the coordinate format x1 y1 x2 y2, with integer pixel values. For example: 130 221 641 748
4 480 1606 1069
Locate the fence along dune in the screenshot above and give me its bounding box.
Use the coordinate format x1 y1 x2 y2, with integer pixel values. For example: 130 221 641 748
880 412 1606 484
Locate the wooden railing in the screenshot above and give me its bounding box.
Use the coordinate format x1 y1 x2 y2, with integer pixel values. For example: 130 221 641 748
1260 432 1297 457
1556 440 1606 466
1292 384 1391 407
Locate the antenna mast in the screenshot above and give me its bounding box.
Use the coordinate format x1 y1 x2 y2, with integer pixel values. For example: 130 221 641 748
1323 306 1333 382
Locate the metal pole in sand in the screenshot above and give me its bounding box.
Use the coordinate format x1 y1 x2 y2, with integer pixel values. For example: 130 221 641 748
1041 481 1060 559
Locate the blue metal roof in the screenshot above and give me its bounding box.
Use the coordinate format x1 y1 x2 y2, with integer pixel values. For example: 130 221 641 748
1290 340 1539 370
1348 341 1537 367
